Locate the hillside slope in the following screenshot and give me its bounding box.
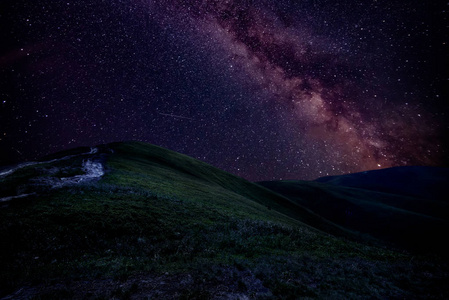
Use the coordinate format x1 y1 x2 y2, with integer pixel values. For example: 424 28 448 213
0 142 448 299
259 167 449 253
315 166 449 201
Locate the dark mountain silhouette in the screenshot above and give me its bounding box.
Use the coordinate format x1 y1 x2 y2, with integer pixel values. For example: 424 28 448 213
315 166 449 201
259 166 449 253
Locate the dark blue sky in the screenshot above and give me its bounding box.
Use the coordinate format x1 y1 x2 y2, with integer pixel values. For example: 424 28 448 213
0 0 447 180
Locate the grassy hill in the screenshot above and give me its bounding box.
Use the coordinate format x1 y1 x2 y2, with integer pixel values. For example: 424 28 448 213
259 178 449 254
315 166 449 201
0 142 448 299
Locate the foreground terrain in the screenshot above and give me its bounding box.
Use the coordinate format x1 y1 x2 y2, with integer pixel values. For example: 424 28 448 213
0 142 448 299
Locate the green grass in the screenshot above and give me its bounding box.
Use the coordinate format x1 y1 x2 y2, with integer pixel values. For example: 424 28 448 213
0 141 448 298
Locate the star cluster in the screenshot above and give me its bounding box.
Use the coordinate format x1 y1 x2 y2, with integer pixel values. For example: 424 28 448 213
0 0 447 180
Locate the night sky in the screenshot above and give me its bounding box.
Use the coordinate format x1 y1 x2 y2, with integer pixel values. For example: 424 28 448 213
1 0 448 181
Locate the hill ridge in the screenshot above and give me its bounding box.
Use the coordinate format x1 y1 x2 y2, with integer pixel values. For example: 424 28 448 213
1 141 448 299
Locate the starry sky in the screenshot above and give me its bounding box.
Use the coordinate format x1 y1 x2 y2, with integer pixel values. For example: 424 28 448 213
0 0 448 181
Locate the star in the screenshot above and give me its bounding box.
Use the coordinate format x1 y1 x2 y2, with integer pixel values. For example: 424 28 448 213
0 0 447 180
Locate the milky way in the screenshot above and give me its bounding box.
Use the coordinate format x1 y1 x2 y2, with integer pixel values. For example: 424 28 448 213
0 0 447 180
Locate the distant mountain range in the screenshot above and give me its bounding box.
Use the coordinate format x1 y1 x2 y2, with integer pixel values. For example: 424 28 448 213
259 166 449 253
1 142 448 299
315 166 449 201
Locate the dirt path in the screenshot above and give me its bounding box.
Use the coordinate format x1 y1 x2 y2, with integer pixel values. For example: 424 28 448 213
0 148 99 178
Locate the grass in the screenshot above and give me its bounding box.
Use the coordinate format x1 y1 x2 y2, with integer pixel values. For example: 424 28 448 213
0 141 448 298
259 180 449 254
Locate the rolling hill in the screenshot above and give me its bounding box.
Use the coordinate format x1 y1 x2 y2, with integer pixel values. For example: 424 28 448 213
315 166 449 201
0 142 448 299
259 170 449 253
